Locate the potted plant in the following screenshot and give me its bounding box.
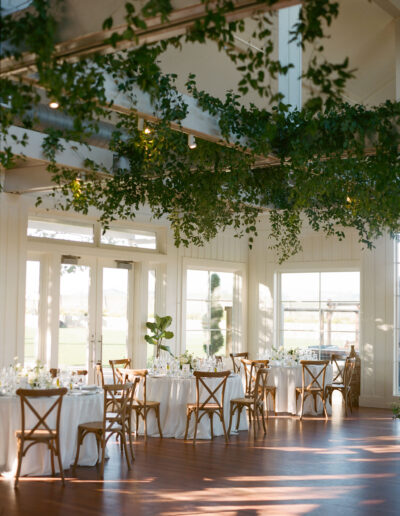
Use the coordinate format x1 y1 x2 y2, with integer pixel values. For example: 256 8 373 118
145 315 174 358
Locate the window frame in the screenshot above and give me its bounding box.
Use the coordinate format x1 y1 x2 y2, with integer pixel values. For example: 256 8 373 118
181 258 247 358
276 265 361 357
394 235 400 396
27 211 166 254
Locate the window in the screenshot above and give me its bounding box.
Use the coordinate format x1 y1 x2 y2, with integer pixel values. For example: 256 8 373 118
28 217 94 243
101 227 157 249
395 237 400 394
147 269 156 364
279 271 360 358
24 260 41 365
185 269 234 357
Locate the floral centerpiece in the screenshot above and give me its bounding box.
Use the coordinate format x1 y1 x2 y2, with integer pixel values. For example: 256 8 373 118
26 360 53 388
270 346 301 364
177 350 195 370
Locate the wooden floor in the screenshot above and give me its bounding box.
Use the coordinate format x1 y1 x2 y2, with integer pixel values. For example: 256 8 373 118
1 406 400 516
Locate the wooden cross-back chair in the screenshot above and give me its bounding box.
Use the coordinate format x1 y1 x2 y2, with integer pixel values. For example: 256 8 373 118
49 368 59 379
230 352 248 374
72 369 88 376
73 381 138 479
184 370 230 445
95 361 105 387
295 360 329 420
330 354 346 385
241 359 277 415
325 357 356 416
15 387 68 488
228 367 269 435
109 358 131 384
119 368 163 439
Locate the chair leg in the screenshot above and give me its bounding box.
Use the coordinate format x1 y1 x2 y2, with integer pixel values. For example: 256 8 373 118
228 402 235 435
135 410 140 437
184 410 192 440
273 390 277 416
236 405 243 431
50 444 55 476
299 392 305 420
55 438 65 486
143 407 147 439
260 404 267 434
321 393 328 420
348 389 353 413
121 432 131 470
220 409 229 444
155 406 163 438
209 412 214 440
14 439 23 489
100 436 106 480
73 428 83 470
127 417 135 462
193 411 199 445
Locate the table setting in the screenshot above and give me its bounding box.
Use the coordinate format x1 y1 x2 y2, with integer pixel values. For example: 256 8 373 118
132 353 248 439
0 359 103 477
258 347 333 415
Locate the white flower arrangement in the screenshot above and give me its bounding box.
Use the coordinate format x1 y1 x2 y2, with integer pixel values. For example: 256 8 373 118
177 351 195 369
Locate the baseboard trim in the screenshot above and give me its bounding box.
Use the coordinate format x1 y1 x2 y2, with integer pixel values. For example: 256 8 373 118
359 395 399 409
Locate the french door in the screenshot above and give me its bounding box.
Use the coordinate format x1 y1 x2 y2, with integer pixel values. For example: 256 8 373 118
58 257 133 382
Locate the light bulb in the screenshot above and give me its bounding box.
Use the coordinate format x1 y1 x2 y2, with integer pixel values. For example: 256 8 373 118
188 134 197 149
49 100 59 109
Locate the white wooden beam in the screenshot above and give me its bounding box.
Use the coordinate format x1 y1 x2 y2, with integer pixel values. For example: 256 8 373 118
373 0 400 18
278 4 302 110
0 0 301 77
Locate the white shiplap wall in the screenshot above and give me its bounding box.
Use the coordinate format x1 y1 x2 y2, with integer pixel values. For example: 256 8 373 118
0 193 397 406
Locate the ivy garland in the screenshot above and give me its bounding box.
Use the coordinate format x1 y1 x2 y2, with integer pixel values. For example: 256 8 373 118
0 0 399 262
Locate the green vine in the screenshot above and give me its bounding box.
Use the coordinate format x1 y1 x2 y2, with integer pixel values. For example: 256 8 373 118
0 0 399 262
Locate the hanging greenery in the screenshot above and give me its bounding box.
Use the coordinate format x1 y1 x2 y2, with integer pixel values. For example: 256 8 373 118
0 0 399 262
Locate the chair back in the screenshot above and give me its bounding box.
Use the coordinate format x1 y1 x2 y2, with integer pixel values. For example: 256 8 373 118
118 368 148 405
16 388 68 440
103 382 137 429
343 357 356 388
95 361 105 387
72 369 88 376
331 354 346 384
241 359 269 397
50 368 59 379
230 352 249 373
300 360 329 391
109 358 132 384
253 367 270 405
193 371 230 411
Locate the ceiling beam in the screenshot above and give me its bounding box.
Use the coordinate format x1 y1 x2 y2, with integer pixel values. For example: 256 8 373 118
0 0 301 77
373 0 400 18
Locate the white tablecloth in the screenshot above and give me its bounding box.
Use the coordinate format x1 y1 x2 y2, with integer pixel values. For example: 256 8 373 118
266 364 333 415
0 390 103 477
136 374 248 439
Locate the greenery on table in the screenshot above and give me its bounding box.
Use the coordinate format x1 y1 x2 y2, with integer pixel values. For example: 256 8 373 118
145 315 174 358
1 0 399 261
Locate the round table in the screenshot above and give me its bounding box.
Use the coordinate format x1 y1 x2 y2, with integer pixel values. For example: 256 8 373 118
0 389 103 477
266 363 333 415
136 373 248 439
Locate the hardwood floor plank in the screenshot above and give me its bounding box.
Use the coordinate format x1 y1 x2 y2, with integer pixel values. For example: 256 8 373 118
1 407 399 515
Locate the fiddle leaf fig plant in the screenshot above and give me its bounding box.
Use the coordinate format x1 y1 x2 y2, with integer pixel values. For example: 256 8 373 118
145 315 174 358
